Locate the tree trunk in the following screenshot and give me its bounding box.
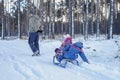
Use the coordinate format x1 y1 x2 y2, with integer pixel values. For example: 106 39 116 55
85 0 88 40
69 0 74 38
1 0 5 39
91 0 94 35
48 0 52 38
96 0 100 37
107 0 114 39
51 0 55 38
17 0 21 39
39 0 43 27
61 0 64 34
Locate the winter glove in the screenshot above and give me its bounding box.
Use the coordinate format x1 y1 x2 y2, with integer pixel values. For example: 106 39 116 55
37 30 43 33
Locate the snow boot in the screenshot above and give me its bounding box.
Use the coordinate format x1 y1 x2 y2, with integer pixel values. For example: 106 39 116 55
32 50 40 56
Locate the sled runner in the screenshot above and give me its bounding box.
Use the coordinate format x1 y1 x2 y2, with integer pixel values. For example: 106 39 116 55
53 56 79 68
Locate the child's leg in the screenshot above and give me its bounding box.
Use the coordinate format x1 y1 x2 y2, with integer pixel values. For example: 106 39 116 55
57 55 63 62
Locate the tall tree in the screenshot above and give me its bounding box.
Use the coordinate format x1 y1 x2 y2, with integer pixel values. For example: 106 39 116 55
6 0 11 37
17 0 21 39
39 0 43 29
48 0 52 38
96 0 100 37
90 0 94 35
61 0 64 34
81 0 85 36
1 0 5 39
69 0 74 38
51 0 55 38
107 0 114 39
85 0 88 40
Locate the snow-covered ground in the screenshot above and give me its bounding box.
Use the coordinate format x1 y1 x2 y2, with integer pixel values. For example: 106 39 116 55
0 35 120 80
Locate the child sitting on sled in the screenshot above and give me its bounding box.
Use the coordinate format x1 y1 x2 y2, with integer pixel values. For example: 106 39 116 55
54 34 89 64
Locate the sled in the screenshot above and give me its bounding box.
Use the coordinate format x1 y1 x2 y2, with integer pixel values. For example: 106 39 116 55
53 56 79 68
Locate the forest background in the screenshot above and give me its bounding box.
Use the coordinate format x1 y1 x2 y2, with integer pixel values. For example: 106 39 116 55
0 0 120 40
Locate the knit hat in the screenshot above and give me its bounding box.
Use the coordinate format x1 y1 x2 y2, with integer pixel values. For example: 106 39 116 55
55 48 60 53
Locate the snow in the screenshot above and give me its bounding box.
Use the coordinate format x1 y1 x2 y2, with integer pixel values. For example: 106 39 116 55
0 35 120 80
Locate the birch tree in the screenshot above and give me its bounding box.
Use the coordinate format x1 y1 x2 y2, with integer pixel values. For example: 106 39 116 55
81 0 85 36
96 0 100 37
107 0 114 39
85 0 88 40
39 0 43 29
90 0 94 35
69 0 74 38
49 0 52 38
51 0 55 38
61 0 64 34
1 0 5 39
17 0 21 39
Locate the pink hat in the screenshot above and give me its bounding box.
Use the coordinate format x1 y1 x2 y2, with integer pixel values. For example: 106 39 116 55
64 36 72 44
